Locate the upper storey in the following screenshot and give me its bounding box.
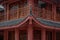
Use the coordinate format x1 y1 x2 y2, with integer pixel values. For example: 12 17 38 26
0 0 29 22
0 0 60 22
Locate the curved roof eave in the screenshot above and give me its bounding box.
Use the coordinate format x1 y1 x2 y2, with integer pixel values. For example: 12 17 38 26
32 16 60 30
0 16 30 30
0 15 60 30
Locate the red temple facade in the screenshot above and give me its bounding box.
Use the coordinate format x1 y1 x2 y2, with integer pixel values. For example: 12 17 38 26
0 0 60 40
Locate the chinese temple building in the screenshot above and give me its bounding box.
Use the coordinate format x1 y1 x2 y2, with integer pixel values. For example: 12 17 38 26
0 0 60 40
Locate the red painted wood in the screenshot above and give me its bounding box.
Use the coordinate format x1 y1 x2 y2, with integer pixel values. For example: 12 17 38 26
15 29 19 40
4 30 8 40
42 8 46 19
52 30 56 40
52 4 56 21
27 24 33 40
0 0 60 31
41 29 46 40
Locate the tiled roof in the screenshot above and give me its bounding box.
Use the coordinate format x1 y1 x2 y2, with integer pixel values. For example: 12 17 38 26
0 18 24 27
37 18 60 28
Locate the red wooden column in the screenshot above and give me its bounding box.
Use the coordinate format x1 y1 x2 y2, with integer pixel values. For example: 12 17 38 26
27 24 33 40
4 30 8 40
52 30 56 40
52 4 56 21
15 29 19 40
41 29 46 40
6 4 9 20
28 18 33 40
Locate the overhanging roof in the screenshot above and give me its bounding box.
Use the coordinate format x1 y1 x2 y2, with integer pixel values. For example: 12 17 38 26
0 18 24 27
0 15 60 27
0 14 60 30
37 18 60 28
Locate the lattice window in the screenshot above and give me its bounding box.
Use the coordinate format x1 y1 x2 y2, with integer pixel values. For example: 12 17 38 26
8 31 15 40
45 4 52 20
33 30 41 40
56 7 60 21
19 0 27 7
9 3 19 20
19 0 28 18
0 11 5 21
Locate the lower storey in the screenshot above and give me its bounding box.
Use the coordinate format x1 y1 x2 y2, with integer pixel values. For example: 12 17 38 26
0 27 60 40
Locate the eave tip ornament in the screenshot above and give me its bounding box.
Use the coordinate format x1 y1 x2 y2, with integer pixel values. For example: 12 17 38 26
0 5 4 12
